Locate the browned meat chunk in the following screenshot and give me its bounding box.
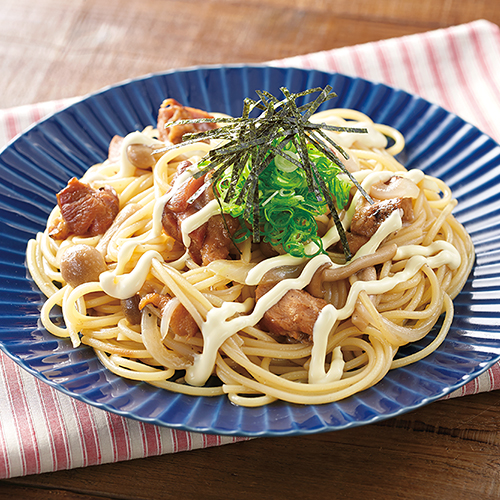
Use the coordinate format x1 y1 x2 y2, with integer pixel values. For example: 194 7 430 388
162 205 208 263
49 178 120 240
139 292 199 338
48 218 71 240
157 98 218 144
346 232 369 255
255 284 328 342
200 215 240 265
329 231 369 257
350 197 413 238
161 161 238 265
166 161 206 213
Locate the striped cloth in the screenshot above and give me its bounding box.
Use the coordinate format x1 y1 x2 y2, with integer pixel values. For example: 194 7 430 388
1 19 499 479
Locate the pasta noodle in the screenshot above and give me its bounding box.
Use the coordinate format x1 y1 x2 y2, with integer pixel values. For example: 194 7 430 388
26 92 474 407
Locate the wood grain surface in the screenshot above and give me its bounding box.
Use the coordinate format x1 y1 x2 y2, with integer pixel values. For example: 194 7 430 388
1 1 500 498
0 0 499 107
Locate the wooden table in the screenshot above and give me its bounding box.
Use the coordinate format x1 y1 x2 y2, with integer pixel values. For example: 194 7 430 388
2 1 500 498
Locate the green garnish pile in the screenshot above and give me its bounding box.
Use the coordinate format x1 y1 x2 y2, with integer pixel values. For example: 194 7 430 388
158 86 372 260
215 140 352 257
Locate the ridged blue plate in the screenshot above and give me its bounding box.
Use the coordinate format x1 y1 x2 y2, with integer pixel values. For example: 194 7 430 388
1 65 499 437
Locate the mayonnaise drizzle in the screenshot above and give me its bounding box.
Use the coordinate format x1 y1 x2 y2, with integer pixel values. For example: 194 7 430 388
352 168 425 190
244 183 405 286
99 140 215 298
118 132 164 178
181 199 220 248
193 200 460 387
353 210 402 258
84 131 164 182
100 249 164 300
309 313 344 384
95 129 458 388
309 240 461 384
395 240 461 270
185 253 332 386
164 135 430 281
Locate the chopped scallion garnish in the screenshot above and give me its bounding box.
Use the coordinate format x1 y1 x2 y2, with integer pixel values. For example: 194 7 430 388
155 86 373 260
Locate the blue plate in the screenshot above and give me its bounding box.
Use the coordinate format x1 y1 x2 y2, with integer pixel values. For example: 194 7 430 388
1 65 499 437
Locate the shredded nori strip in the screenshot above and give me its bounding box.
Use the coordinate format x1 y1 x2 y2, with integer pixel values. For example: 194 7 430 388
154 86 372 261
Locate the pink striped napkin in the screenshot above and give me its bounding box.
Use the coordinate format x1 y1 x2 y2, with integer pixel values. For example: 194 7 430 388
1 19 499 479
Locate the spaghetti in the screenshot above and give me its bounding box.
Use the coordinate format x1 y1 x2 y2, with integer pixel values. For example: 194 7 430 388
26 89 474 407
